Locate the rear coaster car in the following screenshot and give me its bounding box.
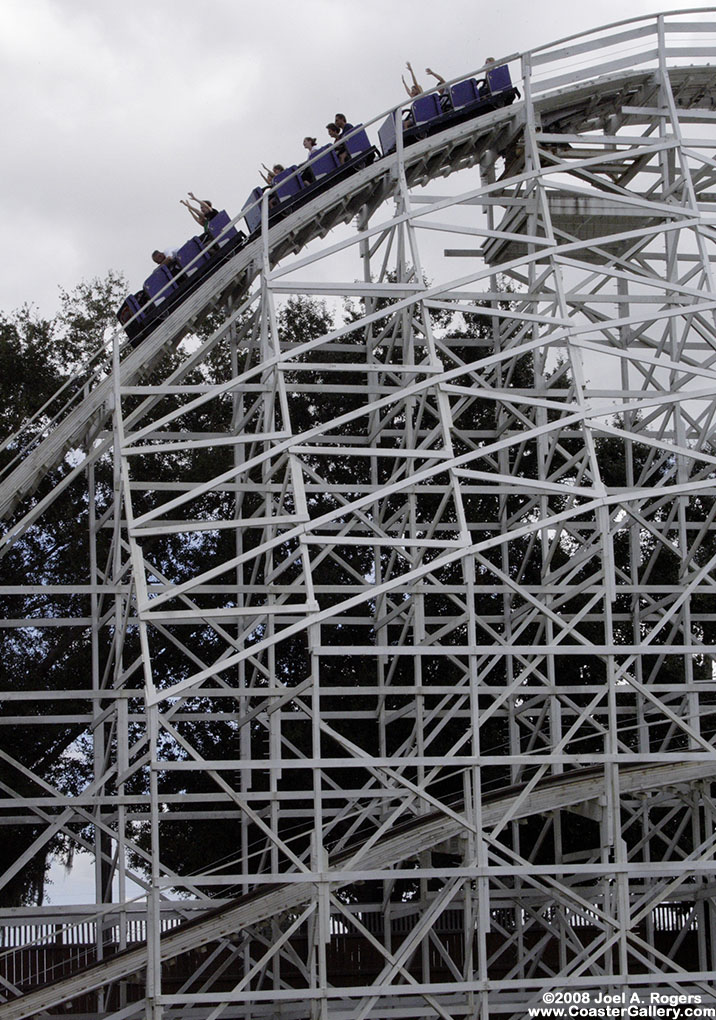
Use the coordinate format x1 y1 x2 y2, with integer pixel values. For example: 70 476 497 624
117 210 246 346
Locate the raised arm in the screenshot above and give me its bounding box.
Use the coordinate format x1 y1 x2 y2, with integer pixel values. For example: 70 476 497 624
425 67 446 86
180 199 204 226
403 61 422 98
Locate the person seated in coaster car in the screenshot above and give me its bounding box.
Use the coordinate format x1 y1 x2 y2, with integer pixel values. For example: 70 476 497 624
334 113 354 137
180 192 219 235
259 163 285 186
151 248 180 270
402 62 446 97
402 62 448 123
326 122 349 164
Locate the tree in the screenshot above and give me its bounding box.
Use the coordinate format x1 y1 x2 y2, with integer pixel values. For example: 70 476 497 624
0 273 127 906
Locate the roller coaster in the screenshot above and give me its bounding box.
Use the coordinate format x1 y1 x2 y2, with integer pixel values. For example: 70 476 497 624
115 63 519 348
2 10 716 1019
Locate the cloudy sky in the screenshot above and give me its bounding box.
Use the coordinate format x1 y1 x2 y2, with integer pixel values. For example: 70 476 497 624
0 0 708 319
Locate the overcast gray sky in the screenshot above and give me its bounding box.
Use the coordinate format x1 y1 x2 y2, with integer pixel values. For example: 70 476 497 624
0 0 707 318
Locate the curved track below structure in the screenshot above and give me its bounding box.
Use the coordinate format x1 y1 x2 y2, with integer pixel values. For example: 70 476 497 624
1 759 712 1019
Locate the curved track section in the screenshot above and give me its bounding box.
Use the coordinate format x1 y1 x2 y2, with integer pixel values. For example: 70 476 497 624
1 760 712 1020
3 11 716 1020
0 93 510 530
4 59 711 531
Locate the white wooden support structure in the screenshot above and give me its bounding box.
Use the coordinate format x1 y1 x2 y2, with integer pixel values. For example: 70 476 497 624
2 10 716 1018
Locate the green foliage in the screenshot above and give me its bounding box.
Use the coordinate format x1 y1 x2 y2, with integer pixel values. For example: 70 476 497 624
0 310 62 445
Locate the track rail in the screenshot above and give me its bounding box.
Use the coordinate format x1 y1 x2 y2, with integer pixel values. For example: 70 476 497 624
4 61 711 533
